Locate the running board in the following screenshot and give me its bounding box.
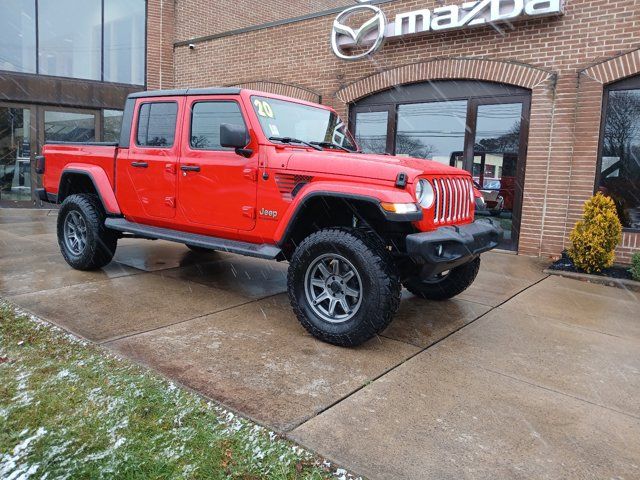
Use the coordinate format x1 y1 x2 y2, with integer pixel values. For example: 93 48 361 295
105 218 282 260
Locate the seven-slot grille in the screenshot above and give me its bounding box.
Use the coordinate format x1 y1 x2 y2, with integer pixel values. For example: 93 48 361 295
431 176 473 225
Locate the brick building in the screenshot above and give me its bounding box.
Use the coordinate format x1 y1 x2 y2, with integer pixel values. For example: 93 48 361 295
171 0 640 261
2 0 639 261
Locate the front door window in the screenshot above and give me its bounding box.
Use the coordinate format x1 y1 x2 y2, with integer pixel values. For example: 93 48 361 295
0 106 32 203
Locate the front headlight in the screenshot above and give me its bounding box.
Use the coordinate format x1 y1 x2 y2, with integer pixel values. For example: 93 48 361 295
416 179 435 209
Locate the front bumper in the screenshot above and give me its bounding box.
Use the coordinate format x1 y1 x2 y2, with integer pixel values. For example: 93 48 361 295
405 220 503 277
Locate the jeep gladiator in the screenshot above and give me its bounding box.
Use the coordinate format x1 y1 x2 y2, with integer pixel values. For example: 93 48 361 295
37 88 501 347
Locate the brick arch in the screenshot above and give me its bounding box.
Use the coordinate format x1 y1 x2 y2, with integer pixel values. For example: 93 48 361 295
335 58 554 103
581 48 640 85
224 80 322 103
568 47 640 263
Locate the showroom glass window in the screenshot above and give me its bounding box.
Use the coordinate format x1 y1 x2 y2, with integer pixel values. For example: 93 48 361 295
0 0 145 85
38 0 102 80
598 76 640 230
44 111 96 143
354 111 388 154
104 0 145 84
0 0 36 73
396 100 468 164
103 109 124 142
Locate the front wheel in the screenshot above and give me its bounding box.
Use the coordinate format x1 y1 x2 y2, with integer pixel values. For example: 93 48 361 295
57 194 117 270
403 257 480 301
288 229 401 347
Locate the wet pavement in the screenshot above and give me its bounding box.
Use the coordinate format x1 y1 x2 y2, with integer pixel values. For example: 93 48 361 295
1 207 639 479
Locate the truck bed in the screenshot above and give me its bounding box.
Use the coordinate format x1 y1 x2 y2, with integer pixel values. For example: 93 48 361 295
42 142 119 196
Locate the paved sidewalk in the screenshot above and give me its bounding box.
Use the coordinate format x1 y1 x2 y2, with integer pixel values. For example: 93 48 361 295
1 208 639 479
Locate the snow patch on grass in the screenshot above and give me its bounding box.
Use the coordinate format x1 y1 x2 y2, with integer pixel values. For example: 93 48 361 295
0 427 47 480
0 300 361 479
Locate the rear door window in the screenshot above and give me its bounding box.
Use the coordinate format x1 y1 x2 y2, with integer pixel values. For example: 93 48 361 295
136 102 178 147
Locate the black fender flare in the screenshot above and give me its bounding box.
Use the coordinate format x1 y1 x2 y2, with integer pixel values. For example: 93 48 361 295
276 191 422 247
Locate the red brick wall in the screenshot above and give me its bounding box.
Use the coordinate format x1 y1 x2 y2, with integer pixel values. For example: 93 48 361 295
147 0 175 90
172 0 640 262
175 0 352 41
573 50 640 264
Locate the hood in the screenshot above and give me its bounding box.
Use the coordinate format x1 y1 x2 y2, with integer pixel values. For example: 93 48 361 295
286 151 467 182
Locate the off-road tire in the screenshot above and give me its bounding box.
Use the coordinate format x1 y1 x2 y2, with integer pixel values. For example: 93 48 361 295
288 228 401 347
403 257 481 301
57 194 117 270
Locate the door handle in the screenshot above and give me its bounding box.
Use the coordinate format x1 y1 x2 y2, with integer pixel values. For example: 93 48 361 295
180 165 201 172
131 161 148 168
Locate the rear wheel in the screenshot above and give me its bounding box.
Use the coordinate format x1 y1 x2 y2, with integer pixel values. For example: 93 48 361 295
288 228 401 347
57 194 117 270
403 257 480 301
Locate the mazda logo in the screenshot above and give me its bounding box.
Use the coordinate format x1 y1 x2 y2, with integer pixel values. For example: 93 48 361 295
331 4 388 61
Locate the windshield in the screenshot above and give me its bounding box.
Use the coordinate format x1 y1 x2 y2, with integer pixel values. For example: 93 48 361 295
251 96 357 151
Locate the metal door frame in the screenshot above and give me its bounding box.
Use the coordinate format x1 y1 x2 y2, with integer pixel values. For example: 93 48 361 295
464 95 531 250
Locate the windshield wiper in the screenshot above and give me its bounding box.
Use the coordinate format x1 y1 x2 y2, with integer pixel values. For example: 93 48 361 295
268 136 322 151
309 141 355 153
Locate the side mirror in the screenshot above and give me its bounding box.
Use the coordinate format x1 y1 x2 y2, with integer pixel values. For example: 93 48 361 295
220 123 252 157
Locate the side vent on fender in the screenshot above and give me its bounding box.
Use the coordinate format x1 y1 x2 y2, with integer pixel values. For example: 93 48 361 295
274 174 312 200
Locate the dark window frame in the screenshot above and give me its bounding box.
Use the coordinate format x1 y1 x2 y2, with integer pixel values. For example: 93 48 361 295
188 100 247 151
0 0 147 87
135 101 178 149
595 74 640 233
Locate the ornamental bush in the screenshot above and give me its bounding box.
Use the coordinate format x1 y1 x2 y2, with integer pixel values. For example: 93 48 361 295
630 252 640 281
568 193 622 273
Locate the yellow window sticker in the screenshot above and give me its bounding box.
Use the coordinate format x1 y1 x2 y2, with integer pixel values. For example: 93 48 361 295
254 99 274 118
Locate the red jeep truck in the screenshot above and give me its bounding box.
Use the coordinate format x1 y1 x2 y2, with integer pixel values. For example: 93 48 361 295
36 88 501 347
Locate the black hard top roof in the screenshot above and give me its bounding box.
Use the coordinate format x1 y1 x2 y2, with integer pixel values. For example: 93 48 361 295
127 87 241 99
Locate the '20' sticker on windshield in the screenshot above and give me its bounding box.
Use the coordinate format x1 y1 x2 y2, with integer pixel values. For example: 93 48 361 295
254 99 274 118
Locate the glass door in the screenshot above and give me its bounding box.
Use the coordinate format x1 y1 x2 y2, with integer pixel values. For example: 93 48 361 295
0 104 34 205
349 84 531 251
463 97 530 250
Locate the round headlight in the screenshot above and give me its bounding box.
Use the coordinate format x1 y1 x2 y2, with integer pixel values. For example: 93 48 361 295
416 179 435 209
415 179 424 201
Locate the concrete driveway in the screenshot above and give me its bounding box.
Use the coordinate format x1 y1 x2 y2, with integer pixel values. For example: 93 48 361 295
1 207 639 479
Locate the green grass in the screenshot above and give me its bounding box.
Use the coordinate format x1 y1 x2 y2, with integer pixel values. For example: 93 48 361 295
0 302 336 480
